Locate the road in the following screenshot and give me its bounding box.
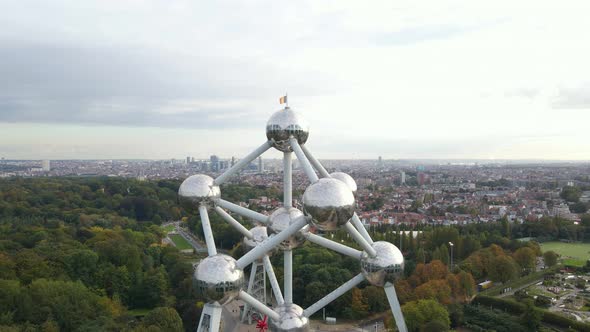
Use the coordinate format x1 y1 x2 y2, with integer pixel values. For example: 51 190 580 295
497 278 544 298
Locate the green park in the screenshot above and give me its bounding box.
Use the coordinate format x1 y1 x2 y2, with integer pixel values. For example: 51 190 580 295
540 241 590 267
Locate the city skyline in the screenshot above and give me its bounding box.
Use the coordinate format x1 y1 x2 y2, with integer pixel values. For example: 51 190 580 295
1 0 590 160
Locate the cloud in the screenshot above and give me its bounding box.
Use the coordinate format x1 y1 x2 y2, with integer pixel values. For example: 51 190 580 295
552 83 590 109
0 41 336 128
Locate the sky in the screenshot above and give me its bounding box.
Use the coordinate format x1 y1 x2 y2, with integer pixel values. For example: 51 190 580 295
0 0 589 160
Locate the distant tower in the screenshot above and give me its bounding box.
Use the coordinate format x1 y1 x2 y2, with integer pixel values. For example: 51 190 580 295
186 156 191 164
400 171 406 185
210 155 220 172
42 160 51 172
258 157 264 173
378 156 383 168
231 156 236 167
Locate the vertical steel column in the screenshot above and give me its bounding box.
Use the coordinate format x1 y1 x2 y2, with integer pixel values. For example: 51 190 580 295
284 152 292 208
198 204 217 256
284 249 293 304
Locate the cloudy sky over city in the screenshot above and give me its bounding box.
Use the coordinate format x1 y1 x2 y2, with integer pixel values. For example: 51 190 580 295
1 0 589 160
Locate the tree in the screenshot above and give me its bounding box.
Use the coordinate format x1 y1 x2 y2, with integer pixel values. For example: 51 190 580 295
362 286 388 313
543 250 558 267
513 247 536 273
27 279 111 331
415 280 451 304
349 288 368 319
560 186 581 202
571 202 588 213
489 255 519 283
64 249 98 285
141 307 183 332
457 271 476 300
401 299 450 332
521 299 541 330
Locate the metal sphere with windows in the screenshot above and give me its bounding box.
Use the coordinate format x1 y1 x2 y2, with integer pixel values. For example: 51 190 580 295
360 241 404 287
269 303 309 332
268 207 309 250
266 107 309 152
329 172 357 193
302 178 355 231
193 254 244 304
178 174 220 210
242 226 269 253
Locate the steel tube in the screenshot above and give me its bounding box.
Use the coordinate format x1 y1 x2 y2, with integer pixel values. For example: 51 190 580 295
303 273 365 317
215 199 269 224
214 206 253 239
289 138 319 183
306 233 362 259
236 216 308 269
351 213 374 244
283 152 292 208
284 250 293 304
214 141 272 185
263 255 284 305
384 282 408 332
344 221 377 257
239 290 280 321
300 144 330 178
198 205 217 256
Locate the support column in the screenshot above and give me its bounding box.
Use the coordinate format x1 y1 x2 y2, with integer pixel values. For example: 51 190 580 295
384 282 408 332
283 152 292 208
284 250 293 304
197 302 222 332
198 205 217 256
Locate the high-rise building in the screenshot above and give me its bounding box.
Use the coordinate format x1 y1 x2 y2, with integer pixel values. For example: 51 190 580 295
400 171 406 185
210 155 220 172
186 156 191 164
231 156 236 167
258 157 264 173
418 172 429 186
42 160 50 172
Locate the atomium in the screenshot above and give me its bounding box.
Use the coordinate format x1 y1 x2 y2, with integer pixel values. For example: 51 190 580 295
269 304 309 332
330 172 358 193
266 107 309 152
178 174 220 210
187 102 409 332
361 241 404 287
194 254 244 305
268 207 309 250
302 177 355 231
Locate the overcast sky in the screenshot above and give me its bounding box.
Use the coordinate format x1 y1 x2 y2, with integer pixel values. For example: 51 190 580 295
1 0 589 160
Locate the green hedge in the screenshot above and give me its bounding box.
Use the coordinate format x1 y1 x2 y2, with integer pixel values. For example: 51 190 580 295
542 310 590 332
473 295 525 313
473 295 590 331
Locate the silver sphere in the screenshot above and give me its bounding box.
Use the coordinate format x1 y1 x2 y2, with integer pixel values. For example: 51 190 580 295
302 178 355 231
330 172 357 192
242 226 269 253
266 107 309 152
268 207 309 250
269 304 309 332
193 254 244 304
178 174 220 210
360 241 404 287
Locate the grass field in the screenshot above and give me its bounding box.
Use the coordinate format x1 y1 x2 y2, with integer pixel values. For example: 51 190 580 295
169 234 193 250
541 241 590 267
161 224 175 233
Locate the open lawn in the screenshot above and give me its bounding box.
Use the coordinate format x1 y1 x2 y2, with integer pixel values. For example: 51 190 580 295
161 224 175 233
169 234 193 250
541 241 590 267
